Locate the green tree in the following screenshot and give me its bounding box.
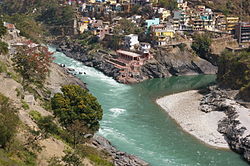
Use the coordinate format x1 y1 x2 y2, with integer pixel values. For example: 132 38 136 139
105 35 121 50
191 33 212 59
218 50 250 89
0 93 19 149
158 0 177 11
114 19 143 35
0 21 7 38
0 41 8 55
51 85 103 132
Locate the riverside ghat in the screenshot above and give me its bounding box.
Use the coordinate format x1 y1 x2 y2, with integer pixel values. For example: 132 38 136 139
50 47 248 166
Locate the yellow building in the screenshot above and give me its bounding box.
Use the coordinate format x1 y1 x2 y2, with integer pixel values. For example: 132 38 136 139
106 0 117 4
226 16 239 32
88 0 96 3
78 17 90 33
79 23 88 33
161 10 171 21
154 30 175 38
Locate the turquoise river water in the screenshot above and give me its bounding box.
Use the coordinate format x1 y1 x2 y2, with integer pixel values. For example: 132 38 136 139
50 47 247 166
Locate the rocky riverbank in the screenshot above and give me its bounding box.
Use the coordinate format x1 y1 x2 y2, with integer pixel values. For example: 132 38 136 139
200 86 250 163
157 86 250 163
55 39 217 84
156 90 229 149
91 135 149 166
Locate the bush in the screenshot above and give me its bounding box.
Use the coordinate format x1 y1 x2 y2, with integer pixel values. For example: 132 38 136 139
0 21 7 38
29 110 42 121
0 41 8 55
37 116 59 135
21 100 29 110
178 43 187 52
0 94 19 148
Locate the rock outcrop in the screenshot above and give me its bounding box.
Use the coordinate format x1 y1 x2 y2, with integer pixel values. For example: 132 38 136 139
141 47 217 79
91 135 149 166
56 40 217 84
199 87 250 163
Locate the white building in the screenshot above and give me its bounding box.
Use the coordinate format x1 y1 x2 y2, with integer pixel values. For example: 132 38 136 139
139 42 151 54
125 34 139 50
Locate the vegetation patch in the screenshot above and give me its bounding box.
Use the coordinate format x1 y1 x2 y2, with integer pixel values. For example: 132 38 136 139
217 48 250 101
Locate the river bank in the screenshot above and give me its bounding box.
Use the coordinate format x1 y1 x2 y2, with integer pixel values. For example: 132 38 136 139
156 87 250 163
156 90 229 149
54 38 217 84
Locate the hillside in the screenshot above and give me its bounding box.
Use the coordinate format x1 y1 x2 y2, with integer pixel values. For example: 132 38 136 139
189 0 250 21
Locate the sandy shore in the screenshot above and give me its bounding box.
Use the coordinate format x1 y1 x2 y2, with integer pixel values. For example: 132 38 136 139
156 90 229 149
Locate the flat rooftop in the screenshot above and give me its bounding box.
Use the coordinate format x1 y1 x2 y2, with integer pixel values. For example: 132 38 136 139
117 50 142 57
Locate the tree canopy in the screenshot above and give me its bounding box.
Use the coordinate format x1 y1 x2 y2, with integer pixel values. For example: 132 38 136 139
191 33 212 59
51 85 103 132
12 46 53 85
114 19 143 35
217 48 250 101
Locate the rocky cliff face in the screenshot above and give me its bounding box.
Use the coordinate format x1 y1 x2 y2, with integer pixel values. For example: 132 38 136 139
56 40 217 84
199 86 250 163
141 47 217 79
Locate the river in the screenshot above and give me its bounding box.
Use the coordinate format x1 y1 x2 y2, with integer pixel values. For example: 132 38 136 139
50 47 247 166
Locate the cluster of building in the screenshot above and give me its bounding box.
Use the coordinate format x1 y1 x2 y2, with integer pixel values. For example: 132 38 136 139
67 0 250 45
61 0 250 81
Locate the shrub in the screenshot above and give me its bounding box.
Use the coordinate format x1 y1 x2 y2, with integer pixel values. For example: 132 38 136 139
0 41 8 55
21 100 29 110
0 21 7 38
29 110 42 121
178 43 187 52
0 94 19 148
37 116 59 135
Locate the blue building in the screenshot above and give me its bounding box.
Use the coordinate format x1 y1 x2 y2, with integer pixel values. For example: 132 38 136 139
145 18 160 32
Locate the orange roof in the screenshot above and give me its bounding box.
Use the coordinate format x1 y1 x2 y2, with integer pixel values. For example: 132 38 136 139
5 23 15 29
117 50 142 57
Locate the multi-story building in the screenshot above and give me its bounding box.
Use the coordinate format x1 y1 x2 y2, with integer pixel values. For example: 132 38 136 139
235 22 250 43
214 13 227 31
145 18 160 32
226 16 239 33
150 24 175 46
124 34 140 50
